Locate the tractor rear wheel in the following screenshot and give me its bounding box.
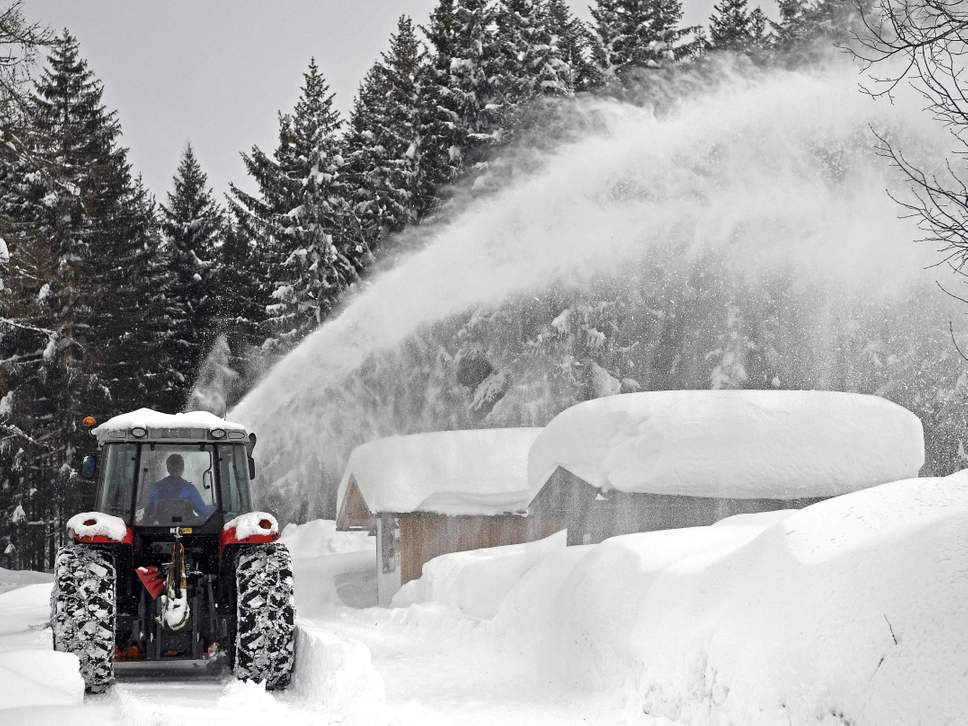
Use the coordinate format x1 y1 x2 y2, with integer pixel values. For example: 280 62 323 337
49 544 116 693
233 543 295 689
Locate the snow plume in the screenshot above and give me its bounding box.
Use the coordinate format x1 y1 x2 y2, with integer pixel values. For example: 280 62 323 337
231 58 963 522
186 334 239 415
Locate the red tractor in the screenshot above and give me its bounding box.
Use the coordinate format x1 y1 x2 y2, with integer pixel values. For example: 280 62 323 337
50 409 295 692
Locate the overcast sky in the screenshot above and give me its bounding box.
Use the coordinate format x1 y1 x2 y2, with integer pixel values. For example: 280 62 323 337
22 0 730 200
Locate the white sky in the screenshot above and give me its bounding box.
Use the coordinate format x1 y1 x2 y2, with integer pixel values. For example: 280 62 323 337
22 0 733 200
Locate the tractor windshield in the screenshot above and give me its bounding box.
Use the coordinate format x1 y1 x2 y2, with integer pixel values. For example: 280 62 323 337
134 443 217 527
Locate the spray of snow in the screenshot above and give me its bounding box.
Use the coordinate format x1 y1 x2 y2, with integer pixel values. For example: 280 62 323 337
230 60 958 519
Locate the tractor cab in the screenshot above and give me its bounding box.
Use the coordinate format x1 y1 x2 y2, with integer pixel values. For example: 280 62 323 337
87 410 255 533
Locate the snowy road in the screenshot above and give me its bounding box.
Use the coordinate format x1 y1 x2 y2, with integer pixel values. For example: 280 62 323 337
0 568 669 725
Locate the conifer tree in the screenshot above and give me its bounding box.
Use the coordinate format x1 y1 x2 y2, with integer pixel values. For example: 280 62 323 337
211 220 264 405
708 0 768 52
545 0 598 92
0 31 138 566
117 179 181 412
496 0 574 114
415 0 462 216
590 0 696 84
416 0 503 212
449 0 502 167
344 16 423 255
229 59 361 353
160 143 222 401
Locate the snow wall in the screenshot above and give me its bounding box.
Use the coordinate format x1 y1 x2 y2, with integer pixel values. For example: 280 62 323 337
400 472 968 724
229 58 967 523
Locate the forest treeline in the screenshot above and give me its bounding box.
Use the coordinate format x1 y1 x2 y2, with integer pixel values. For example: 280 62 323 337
0 0 891 567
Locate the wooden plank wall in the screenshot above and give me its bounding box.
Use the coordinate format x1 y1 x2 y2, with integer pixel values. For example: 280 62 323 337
398 515 560 584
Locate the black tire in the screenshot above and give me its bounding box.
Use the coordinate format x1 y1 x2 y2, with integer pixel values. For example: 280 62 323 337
233 543 295 690
49 544 116 693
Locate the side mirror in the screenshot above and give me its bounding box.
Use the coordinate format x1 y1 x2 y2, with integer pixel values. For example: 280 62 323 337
81 454 98 480
247 457 256 480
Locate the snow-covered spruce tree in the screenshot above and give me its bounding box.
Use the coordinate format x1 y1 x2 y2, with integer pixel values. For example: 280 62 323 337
114 178 183 413
416 0 503 208
0 2 51 117
344 15 423 257
0 31 148 566
590 0 698 86
230 59 362 354
495 0 575 124
160 143 223 403
449 0 503 166
770 0 875 56
708 0 768 53
209 220 265 408
545 0 599 92
414 0 461 216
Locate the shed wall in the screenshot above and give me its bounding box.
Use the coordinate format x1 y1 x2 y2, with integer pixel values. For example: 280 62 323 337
530 467 825 545
398 514 559 584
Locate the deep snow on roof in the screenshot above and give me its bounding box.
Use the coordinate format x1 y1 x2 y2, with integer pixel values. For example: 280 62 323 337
93 408 247 442
527 390 925 499
338 428 543 516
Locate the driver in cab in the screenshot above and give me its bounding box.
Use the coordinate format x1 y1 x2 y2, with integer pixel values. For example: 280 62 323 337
145 454 213 519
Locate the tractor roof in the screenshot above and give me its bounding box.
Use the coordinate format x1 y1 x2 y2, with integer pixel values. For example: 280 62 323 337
92 408 248 445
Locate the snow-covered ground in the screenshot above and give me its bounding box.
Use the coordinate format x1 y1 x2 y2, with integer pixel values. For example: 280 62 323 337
2 471 966 725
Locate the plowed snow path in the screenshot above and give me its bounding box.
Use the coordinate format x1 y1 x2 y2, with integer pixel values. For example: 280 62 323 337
0 579 672 725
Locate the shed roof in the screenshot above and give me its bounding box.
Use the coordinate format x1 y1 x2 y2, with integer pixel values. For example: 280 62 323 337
527 390 925 500
337 428 543 517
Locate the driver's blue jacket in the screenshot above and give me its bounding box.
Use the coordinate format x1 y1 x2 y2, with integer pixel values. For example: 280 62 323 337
145 475 212 516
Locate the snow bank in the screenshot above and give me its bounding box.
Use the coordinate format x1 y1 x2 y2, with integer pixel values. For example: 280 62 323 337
493 470 968 725
224 511 278 539
291 623 388 723
0 567 52 596
393 530 567 619
338 428 542 515
0 650 84 710
65 511 128 542
280 519 372 558
94 407 247 440
528 390 924 499
281 520 377 612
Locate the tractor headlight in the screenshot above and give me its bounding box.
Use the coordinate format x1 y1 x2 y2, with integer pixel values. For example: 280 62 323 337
210 428 227 440
130 426 148 438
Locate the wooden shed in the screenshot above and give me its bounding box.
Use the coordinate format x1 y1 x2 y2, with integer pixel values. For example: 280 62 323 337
336 428 556 605
526 390 925 545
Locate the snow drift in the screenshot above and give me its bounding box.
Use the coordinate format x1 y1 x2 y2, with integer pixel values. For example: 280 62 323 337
398 471 968 724
494 472 968 724
528 390 925 498
393 530 566 619
291 623 388 723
